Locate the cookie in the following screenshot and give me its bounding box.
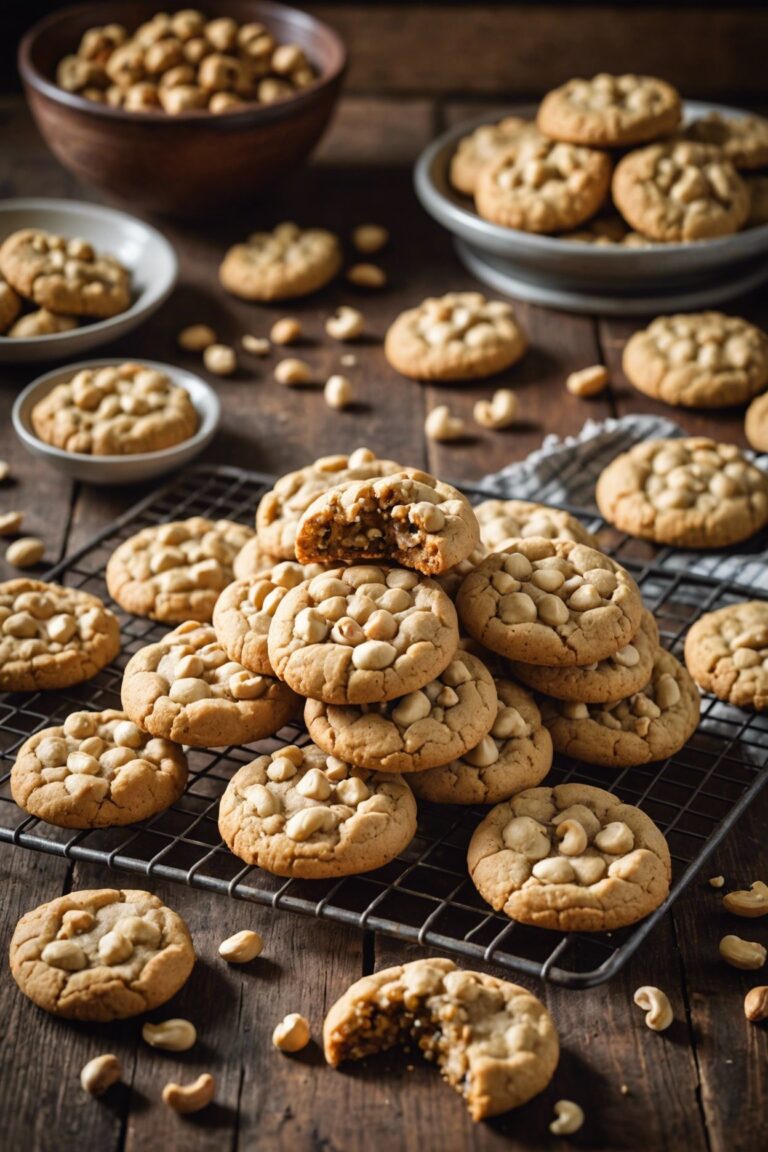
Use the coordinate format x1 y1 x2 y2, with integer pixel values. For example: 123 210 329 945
684 600 768 711
475 498 598 551
622 313 768 409
474 135 612 234
0 579 120 693
323 957 559 1121
0 273 22 333
684 112 768 171
7 310 78 338
257 448 403 560
31 363 198 455
467 783 671 932
304 651 497 774
595 437 768 548
456 540 643 667
746 175 768 228
561 214 649 247
384 292 527 382
267 565 460 705
409 678 552 805
9 888 195 1021
433 546 489 600
121 620 299 747
449 116 533 196
232 537 282 579
218 742 417 878
106 517 254 623
219 221 342 301
212 561 328 675
512 608 659 704
0 229 131 318
537 74 681 148
539 649 700 767
612 141 750 242
11 709 187 829
745 392 768 453
295 470 481 576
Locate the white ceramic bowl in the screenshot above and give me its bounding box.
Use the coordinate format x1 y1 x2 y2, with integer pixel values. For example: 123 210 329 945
12 358 220 485
0 198 177 362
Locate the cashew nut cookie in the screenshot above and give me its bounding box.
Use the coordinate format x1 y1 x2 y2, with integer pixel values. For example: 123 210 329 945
384 293 527 382
295 471 481 576
539 648 700 767
218 743 417 878
0 229 131 318
409 678 553 805
537 74 682 148
622 313 768 409
0 579 120 693
684 600 768 711
456 540 643 667
11 710 187 829
684 112 768 171
0 273 22 333
232 536 283 579
595 437 768 548
9 888 195 1021
745 392 768 453
475 498 598 551
432 546 489 600
467 784 672 932
304 651 497 774
256 448 404 559
106 517 254 623
612 141 750 242
6 309 78 338
323 957 559 1121
121 621 299 747
267 565 460 705
512 608 659 704
474 135 612 234
449 116 534 196
212 561 328 675
219 222 342 301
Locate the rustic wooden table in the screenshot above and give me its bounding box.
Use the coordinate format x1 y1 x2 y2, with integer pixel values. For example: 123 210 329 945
1 93 766 1152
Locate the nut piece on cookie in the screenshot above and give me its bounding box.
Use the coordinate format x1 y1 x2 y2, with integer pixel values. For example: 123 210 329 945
537 74 682 148
323 957 559 1121
684 600 768 711
450 116 534 196
219 222 341 301
294 470 481 576
0 229 131 318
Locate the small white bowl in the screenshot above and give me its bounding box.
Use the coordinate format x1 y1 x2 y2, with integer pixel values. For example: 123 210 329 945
0 198 177 362
12 358 220 485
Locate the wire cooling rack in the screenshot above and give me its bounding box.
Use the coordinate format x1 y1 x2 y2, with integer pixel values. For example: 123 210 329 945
1 464 766 988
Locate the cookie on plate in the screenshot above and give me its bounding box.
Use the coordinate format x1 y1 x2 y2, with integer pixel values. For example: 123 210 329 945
121 620 299 747
409 678 552 805
295 470 481 576
219 221 342 301
384 292 527 382
537 73 682 148
539 649 700 766
304 651 497 774
0 579 120 693
0 273 22 333
474 135 612 234
323 957 559 1121
684 600 768 710
467 783 671 932
257 447 403 560
9 888 195 1021
212 561 328 675
684 112 768 171
456 540 643 667
0 229 131 318
612 141 750 242
512 608 659 704
6 310 78 338
106 517 254 623
449 116 533 196
622 313 768 409
595 437 768 548
745 392 768 453
11 709 187 828
218 743 417 878
474 498 598 551
268 565 460 704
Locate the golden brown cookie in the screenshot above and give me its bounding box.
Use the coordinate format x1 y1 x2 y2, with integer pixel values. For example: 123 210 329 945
0 229 131 318
474 498 598 550
684 600 768 711
449 116 534 196
537 74 681 147
232 536 283 579
219 222 341 301
684 112 768 171
0 273 22 333
745 392 768 453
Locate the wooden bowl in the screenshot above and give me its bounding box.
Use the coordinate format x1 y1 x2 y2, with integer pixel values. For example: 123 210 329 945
19 1 346 219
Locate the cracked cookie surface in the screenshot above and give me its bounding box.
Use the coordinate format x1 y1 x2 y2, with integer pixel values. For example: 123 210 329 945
0 229 131 318
684 600 768 711
684 112 768 171
219 221 342 301
474 499 598 551
537 73 681 147
449 116 534 196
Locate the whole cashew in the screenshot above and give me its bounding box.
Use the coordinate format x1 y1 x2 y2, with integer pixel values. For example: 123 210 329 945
162 1073 216 1114
723 881 768 918
80 1054 122 1096
556 819 588 857
550 1099 584 1135
633 986 673 1031
719 935 767 970
142 1019 197 1052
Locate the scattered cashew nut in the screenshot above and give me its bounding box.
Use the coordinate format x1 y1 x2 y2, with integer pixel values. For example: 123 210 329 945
719 934 767 970
744 986 768 1022
270 317 302 345
425 405 466 442
272 1012 311 1052
352 224 388 254
324 374 353 410
203 343 237 376
142 1019 197 1052
473 389 517 429
633 986 673 1031
275 358 313 386
80 1054 122 1096
723 880 768 918
325 306 364 341
178 324 216 352
566 365 608 397
550 1099 584 1135
162 1073 216 1114
347 263 386 289
219 929 263 963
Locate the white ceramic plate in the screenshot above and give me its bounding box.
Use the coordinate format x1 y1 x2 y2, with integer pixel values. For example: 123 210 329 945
414 101 768 315
12 358 220 485
0 199 177 362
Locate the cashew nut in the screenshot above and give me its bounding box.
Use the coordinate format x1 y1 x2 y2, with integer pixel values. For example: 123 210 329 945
550 1099 584 1135
203 343 237 376
594 821 635 855
325 306 364 341
352 224 388 254
275 358 312 386
722 880 768 918
473 389 518 430
219 929 263 963
424 405 466 442
633 986 673 1031
324 374 354 410
566 365 608 397
270 317 302 345
719 934 767 970
142 1019 197 1052
178 324 216 351
556 818 588 856
347 263 386 289
162 1073 216 1113
272 1012 311 1052
744 986 768 1022
708 875 725 889
242 334 270 356
80 1054 122 1096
